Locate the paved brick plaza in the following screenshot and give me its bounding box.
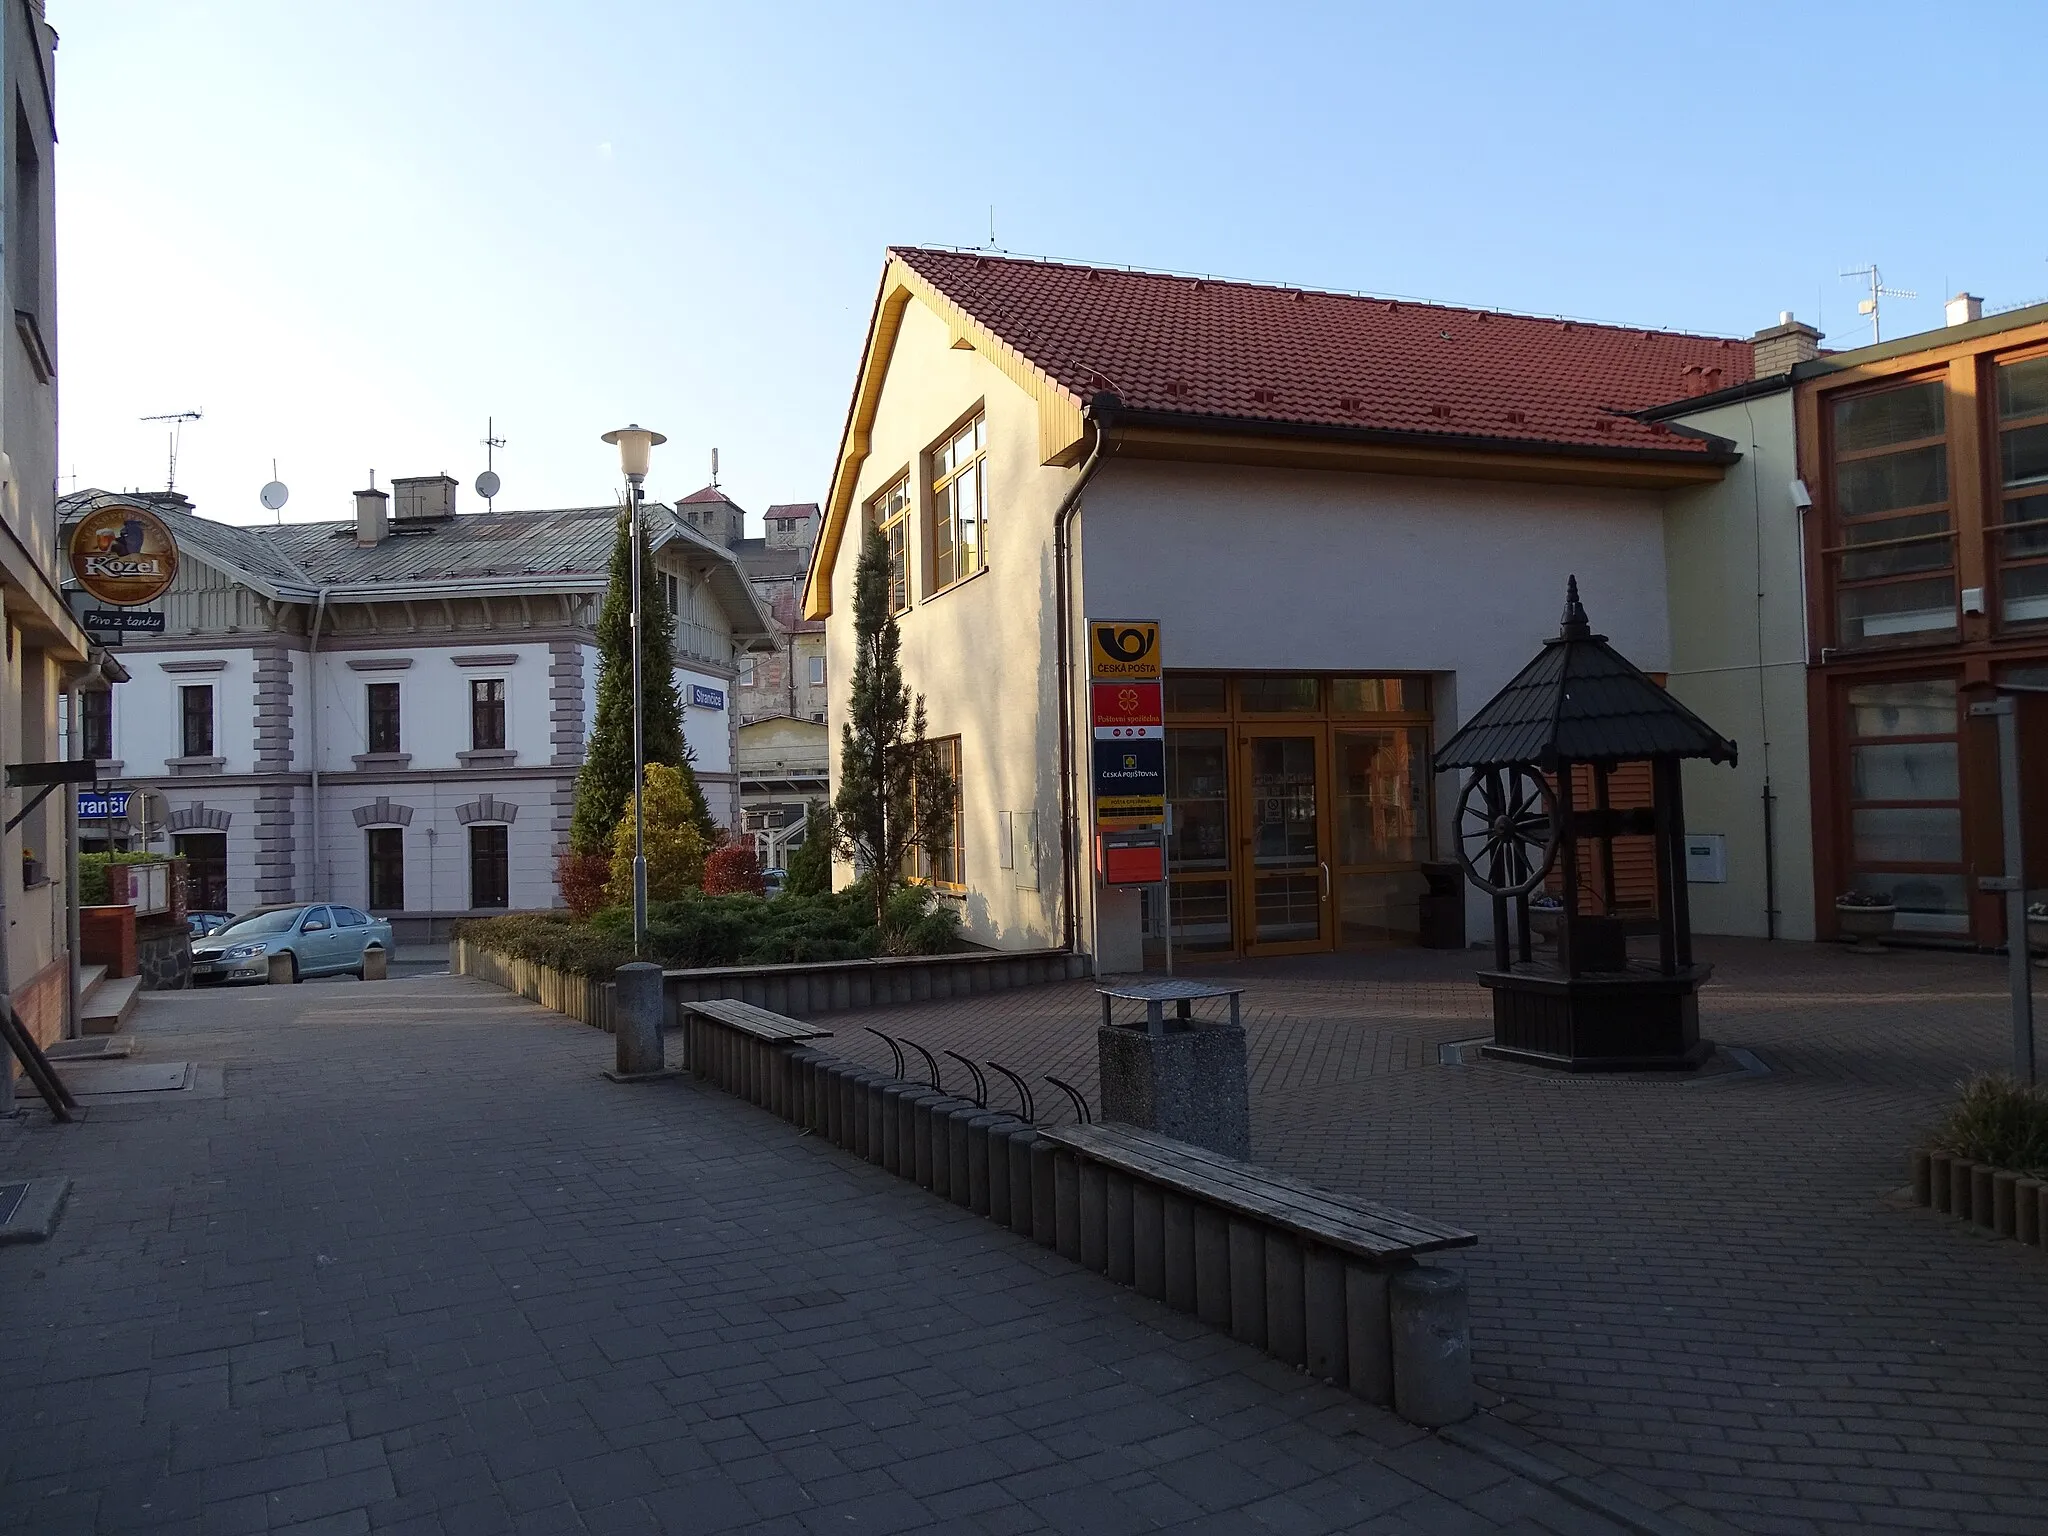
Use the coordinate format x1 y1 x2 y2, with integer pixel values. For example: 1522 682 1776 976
1 975 1630 1536
827 938 2048 1536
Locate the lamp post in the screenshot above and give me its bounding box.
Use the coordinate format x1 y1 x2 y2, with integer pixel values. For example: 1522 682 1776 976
601 423 666 957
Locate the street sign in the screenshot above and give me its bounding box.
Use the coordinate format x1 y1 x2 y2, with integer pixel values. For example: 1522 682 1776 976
67 502 179 607
78 790 131 819
1091 736 1165 823
1088 620 1161 681
690 685 726 710
81 609 165 636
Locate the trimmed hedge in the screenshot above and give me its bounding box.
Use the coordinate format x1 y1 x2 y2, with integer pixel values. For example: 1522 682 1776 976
79 852 168 907
456 883 960 980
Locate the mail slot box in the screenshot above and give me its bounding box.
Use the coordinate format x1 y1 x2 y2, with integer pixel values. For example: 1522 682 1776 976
1097 829 1164 885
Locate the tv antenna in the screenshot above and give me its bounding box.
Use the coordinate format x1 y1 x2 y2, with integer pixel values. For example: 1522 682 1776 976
476 417 504 507
1840 264 1916 345
711 446 720 488
140 409 203 492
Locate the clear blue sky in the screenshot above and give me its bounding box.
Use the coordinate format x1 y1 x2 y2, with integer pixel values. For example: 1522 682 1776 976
54 1 2048 530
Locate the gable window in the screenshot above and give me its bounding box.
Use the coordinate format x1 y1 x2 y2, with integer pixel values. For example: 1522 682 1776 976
930 411 988 592
367 828 405 910
1995 353 2048 625
469 825 509 909
180 686 214 758
660 570 680 616
866 473 911 613
80 689 111 763
366 683 401 754
470 679 506 751
1826 378 1955 647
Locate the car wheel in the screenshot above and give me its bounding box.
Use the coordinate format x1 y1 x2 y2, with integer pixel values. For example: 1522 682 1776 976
288 952 302 984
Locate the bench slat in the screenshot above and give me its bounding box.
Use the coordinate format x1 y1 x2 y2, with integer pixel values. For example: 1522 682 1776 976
681 998 833 1043
1041 1124 1474 1259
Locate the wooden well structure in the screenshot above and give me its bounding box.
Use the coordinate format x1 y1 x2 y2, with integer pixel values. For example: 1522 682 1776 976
1433 579 1738 1070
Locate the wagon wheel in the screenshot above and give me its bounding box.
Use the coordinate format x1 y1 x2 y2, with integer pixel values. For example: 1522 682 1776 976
1454 766 1559 897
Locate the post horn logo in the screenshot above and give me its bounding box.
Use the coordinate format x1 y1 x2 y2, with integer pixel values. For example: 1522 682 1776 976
1096 625 1154 663
68 502 179 607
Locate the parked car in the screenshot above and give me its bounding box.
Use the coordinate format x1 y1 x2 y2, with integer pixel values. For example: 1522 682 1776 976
762 867 787 897
190 904 393 985
187 911 235 939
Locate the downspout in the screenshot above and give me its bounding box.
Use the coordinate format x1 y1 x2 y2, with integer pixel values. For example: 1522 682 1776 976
1052 393 1120 955
307 589 331 900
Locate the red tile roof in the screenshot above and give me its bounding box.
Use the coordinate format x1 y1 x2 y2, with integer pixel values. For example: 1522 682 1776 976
891 248 1752 458
677 485 739 506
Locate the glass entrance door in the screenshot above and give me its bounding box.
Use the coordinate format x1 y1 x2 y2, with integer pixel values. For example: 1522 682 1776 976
1241 728 1328 953
1332 728 1432 944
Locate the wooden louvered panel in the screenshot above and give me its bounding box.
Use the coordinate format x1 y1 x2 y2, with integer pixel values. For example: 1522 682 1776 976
1547 761 1659 918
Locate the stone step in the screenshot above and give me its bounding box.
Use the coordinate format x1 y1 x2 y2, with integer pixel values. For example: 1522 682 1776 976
81 975 140 1036
76 963 107 1004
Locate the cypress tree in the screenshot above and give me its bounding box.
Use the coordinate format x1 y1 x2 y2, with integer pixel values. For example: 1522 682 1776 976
833 528 951 924
570 506 716 854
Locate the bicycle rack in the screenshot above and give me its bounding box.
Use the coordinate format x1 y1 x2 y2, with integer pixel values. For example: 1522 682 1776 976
1043 1075 1093 1125
942 1052 987 1108
985 1060 1035 1123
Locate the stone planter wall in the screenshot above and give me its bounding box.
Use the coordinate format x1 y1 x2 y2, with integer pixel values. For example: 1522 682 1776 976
135 929 192 991
453 939 1091 1034
1910 1148 2047 1251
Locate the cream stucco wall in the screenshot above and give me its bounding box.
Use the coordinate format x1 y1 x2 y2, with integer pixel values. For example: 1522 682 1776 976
1660 388 1815 940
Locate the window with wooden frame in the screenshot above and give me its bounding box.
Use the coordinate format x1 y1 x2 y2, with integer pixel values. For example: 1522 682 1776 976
80 688 111 763
469 824 510 909
865 473 911 613
366 682 401 754
914 736 965 889
1841 676 1967 933
366 827 405 910
1825 377 1955 648
180 685 214 758
929 411 987 592
470 678 506 751
1995 352 2048 626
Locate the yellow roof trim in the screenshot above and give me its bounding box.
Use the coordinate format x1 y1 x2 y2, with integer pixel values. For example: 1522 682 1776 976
803 255 1087 620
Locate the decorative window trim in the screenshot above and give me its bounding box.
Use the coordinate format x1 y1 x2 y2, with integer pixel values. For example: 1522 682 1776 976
346 657 413 672
352 797 416 828
453 653 520 667
159 658 227 674
352 753 414 770
456 748 518 767
455 793 518 826
166 803 231 833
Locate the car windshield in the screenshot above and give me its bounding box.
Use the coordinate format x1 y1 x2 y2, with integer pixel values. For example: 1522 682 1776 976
216 908 303 938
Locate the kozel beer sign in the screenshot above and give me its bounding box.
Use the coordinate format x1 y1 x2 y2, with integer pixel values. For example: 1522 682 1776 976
68 502 179 607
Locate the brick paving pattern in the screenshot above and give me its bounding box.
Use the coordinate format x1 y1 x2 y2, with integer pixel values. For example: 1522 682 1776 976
0 975 1621 1536
827 939 2048 1536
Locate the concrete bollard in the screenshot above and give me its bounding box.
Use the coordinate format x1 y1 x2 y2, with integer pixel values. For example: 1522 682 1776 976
361 946 387 982
1079 1161 1109 1273
1391 1265 1472 1427
966 1115 1003 1216
267 952 296 985
1993 1171 2020 1238
1971 1165 1995 1228
1345 1265 1394 1407
1107 1171 1136 1286
1193 1206 1231 1327
986 1123 1012 1227
1163 1194 1197 1313
1228 1218 1266 1348
1054 1151 1082 1261
1009 1130 1041 1238
2039 1184 2048 1248
1304 1246 1347 1384
947 1108 978 1208
1029 1137 1058 1246
1930 1150 1952 1213
1950 1157 1973 1218
913 1096 941 1190
611 963 665 1078
879 1084 915 1174
1132 1184 1166 1301
1264 1233 1307 1367
864 1077 889 1164
1909 1148 1931 1206
2019 1179 2043 1246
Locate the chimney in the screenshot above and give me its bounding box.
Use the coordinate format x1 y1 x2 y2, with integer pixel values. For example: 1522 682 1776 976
355 486 389 546
1751 311 1823 376
1946 292 1984 328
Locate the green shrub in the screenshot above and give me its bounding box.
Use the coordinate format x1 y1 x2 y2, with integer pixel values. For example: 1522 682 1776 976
782 806 833 897
1926 1073 2048 1177
454 912 632 979
79 851 166 907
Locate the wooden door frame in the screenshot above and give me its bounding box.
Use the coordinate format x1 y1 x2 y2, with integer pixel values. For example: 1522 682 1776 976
1237 722 1333 957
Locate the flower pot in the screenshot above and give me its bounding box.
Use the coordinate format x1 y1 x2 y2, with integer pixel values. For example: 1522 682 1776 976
1528 907 1561 945
1835 902 1896 950
2028 917 2048 965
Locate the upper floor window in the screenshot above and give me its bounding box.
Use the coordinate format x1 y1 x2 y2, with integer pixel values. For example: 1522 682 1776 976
366 682 401 754
930 412 988 592
1828 378 1954 648
1996 354 2048 625
180 686 214 758
737 655 757 687
866 474 911 613
80 689 111 763
660 570 681 616
808 655 825 687
471 679 506 751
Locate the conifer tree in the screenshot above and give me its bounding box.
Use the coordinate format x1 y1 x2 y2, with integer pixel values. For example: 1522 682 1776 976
570 507 716 854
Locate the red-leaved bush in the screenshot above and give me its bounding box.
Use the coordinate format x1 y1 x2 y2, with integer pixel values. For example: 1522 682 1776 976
556 850 613 920
702 842 766 897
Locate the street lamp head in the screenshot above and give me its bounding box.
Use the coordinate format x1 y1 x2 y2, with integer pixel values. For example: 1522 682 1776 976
601 423 667 482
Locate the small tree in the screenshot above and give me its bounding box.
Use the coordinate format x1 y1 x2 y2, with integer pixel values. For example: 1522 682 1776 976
832 528 953 924
571 508 717 855
607 763 709 905
703 842 767 896
782 804 833 897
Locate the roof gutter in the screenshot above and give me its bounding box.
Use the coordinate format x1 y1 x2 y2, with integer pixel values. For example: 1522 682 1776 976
1054 393 1120 958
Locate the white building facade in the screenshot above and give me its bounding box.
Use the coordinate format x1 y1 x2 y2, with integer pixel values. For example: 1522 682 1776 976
62 480 773 940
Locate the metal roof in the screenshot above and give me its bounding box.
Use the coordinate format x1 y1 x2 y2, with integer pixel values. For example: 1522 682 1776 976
1434 579 1737 771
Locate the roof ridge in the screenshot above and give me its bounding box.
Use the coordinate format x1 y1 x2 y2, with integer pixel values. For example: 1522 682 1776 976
889 244 1749 346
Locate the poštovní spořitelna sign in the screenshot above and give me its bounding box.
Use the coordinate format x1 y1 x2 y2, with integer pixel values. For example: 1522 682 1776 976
68 503 179 607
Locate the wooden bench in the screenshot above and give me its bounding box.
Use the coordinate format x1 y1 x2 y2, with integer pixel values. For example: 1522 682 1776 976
1039 1122 1475 1415
679 999 832 1118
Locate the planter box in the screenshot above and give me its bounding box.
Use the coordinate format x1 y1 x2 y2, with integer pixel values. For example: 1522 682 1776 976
1909 1147 2048 1253
1836 902 1896 948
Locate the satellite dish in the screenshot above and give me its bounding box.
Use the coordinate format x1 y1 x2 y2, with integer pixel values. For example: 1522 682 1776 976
260 481 289 511
475 470 501 500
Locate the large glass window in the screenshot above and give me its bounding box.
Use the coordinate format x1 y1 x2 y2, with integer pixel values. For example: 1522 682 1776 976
1842 677 1966 933
366 683 401 754
865 474 911 613
470 679 506 751
367 828 405 910
469 825 509 909
180 686 214 758
1996 354 2048 625
80 689 111 763
1166 728 1233 954
1828 379 1955 647
930 413 988 592
910 736 965 888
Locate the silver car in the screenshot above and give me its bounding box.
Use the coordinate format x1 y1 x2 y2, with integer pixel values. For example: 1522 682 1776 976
191 903 394 984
